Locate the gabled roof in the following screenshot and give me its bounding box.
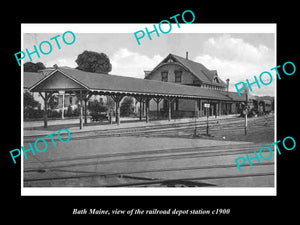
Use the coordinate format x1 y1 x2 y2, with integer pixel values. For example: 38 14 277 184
30 68 89 92
23 72 44 89
26 67 245 102
145 53 227 88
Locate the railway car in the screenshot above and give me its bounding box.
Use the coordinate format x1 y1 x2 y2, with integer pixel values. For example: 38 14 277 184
251 99 273 116
263 100 272 113
240 98 273 117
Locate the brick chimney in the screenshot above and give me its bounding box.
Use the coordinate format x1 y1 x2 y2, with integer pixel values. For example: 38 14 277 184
226 78 230 94
186 51 188 60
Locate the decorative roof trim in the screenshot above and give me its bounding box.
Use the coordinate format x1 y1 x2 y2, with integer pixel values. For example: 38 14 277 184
29 69 90 92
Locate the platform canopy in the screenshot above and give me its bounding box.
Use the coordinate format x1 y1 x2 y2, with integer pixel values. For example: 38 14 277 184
29 67 246 101
26 67 246 128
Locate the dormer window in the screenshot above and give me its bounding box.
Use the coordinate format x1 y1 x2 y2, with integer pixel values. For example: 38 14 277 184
213 77 220 83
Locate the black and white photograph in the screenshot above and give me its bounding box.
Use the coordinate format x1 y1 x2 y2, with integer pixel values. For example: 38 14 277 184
21 24 276 195
4 4 298 221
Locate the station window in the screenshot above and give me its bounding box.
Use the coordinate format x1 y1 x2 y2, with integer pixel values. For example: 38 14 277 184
161 71 168 82
175 70 182 83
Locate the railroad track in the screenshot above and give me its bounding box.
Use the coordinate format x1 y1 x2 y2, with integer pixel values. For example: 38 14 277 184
25 142 266 168
24 142 274 187
24 115 274 142
107 171 275 187
23 115 275 187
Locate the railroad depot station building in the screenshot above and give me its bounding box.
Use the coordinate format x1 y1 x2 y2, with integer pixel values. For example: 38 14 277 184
24 53 253 129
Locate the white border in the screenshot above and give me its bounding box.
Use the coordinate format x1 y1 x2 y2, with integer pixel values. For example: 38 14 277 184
21 23 277 196
274 29 277 196
22 187 275 196
21 23 276 33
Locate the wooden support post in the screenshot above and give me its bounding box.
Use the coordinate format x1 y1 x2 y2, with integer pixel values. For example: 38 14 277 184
153 97 162 119
43 95 48 128
72 90 86 129
139 101 142 120
194 99 199 118
109 109 113 124
79 102 83 129
145 97 151 123
157 102 159 119
145 99 149 123
79 91 83 130
39 92 52 128
84 99 87 124
142 101 145 117
166 97 175 121
111 94 124 125
116 101 120 125
61 91 65 119
134 96 144 121
167 100 170 121
221 102 224 115
169 100 172 121
83 92 93 125
43 99 48 128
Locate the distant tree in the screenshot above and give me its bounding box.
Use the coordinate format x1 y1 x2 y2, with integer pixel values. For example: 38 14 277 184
24 62 46 72
48 95 59 110
24 91 41 119
120 97 134 116
75 50 112 74
24 92 40 110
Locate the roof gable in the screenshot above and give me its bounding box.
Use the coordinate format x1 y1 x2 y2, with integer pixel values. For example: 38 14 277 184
145 54 190 77
30 70 88 92
170 54 227 87
145 53 227 88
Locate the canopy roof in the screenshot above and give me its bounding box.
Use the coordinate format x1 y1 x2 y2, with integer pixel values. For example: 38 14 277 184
23 71 44 89
26 67 246 101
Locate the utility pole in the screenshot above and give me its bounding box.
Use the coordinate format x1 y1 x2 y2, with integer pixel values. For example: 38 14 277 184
60 91 65 119
206 107 209 135
193 99 199 137
204 103 210 136
244 87 249 135
193 115 197 137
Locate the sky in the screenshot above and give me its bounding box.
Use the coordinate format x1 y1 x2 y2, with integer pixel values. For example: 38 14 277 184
23 30 275 96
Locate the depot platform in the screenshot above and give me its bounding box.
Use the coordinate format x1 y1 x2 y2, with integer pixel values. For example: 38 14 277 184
23 114 241 138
